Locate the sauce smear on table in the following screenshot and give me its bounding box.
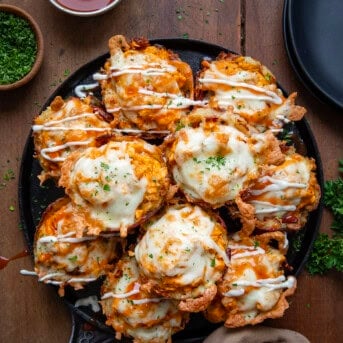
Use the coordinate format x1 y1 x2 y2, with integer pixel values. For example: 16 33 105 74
56 0 114 12
0 250 29 270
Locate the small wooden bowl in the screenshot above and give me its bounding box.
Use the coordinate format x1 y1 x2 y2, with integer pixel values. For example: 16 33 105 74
0 5 44 91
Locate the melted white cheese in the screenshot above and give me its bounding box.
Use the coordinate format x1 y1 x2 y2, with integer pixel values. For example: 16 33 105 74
172 126 257 205
135 205 228 288
68 141 147 231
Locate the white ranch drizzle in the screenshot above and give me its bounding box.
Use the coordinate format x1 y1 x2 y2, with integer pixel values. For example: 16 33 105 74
75 295 101 312
106 107 121 113
74 83 99 98
40 140 92 162
250 176 307 196
132 298 164 305
230 247 266 260
222 276 296 297
198 77 282 105
32 126 110 133
138 88 208 107
101 282 141 300
46 280 63 285
20 270 37 276
249 200 297 214
111 67 172 78
38 232 120 244
19 270 97 284
68 277 97 283
39 272 64 282
33 113 95 130
109 62 162 71
93 73 108 81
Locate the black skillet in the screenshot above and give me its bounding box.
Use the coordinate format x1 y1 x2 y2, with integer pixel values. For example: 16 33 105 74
18 39 324 343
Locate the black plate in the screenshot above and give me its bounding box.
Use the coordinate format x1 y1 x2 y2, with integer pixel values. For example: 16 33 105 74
282 1 327 104
286 0 343 109
18 39 324 342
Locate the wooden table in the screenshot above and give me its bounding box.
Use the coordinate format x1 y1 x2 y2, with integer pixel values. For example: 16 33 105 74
0 1 342 342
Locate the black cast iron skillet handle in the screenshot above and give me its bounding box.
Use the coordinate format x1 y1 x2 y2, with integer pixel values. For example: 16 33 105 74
68 310 205 343
69 310 118 343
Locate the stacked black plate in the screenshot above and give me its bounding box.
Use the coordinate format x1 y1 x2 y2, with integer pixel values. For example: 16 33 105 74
283 0 343 109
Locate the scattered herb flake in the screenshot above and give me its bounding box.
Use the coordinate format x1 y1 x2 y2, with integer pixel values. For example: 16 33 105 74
103 184 111 192
68 255 78 262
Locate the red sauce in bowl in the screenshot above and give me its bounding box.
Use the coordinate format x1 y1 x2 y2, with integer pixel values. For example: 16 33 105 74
56 0 114 12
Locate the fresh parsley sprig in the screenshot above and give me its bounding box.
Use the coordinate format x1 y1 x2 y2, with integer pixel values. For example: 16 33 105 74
306 160 343 275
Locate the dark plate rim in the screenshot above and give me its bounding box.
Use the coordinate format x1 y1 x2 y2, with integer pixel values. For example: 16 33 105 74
282 0 330 104
286 0 343 109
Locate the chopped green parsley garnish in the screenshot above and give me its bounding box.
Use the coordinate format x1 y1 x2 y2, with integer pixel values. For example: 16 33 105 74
0 12 37 84
103 184 111 192
68 255 78 262
205 156 226 169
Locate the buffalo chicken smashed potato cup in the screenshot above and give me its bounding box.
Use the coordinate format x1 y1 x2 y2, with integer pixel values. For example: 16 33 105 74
164 107 285 208
205 232 296 327
197 53 306 133
98 35 196 132
33 96 113 183
59 137 169 237
34 198 122 296
135 204 229 312
101 256 189 342
29 35 321 342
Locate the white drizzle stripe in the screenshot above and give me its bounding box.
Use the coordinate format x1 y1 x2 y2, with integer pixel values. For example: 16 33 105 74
138 88 208 107
74 83 99 98
109 63 162 71
250 176 307 196
199 78 282 104
132 298 164 305
38 232 120 244
20 270 97 284
68 277 97 283
230 247 265 259
20 270 37 276
101 282 141 300
111 68 171 77
40 140 92 162
39 272 64 282
223 276 295 297
93 73 108 81
32 126 110 133
33 113 95 129
249 200 297 214
232 276 295 289
46 280 63 285
222 288 245 297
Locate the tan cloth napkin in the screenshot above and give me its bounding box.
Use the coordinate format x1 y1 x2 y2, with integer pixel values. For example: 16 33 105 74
204 325 310 343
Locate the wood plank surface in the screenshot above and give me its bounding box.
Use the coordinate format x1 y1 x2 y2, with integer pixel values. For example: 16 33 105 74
0 0 341 342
